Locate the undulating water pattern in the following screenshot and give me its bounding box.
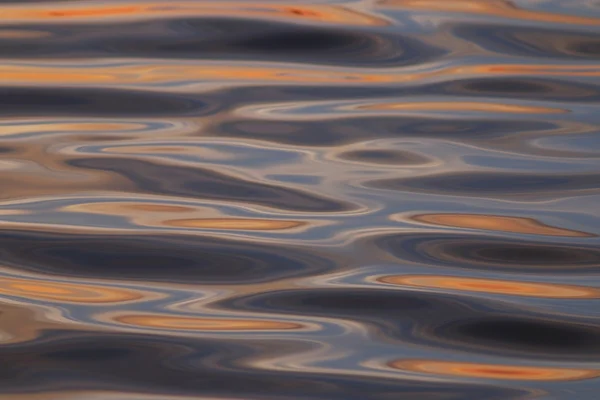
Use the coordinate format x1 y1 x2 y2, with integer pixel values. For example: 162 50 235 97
1 0 600 399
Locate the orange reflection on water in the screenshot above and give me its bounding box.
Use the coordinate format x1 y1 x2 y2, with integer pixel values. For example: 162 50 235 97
474 64 600 77
0 303 66 344
0 29 51 39
117 203 194 213
0 168 126 202
3 62 598 91
390 359 600 381
114 313 305 331
0 121 145 137
409 213 594 237
165 218 305 230
1 1 385 26
379 275 600 298
0 276 148 304
63 201 205 217
358 101 565 114
0 64 398 87
378 0 600 26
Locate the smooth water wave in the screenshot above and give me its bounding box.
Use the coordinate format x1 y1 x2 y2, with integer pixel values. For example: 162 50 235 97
1 0 600 399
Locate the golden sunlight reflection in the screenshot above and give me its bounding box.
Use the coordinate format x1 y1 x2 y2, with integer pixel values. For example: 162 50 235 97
0 1 386 26
0 0 598 397
112 313 306 331
379 275 600 298
1 63 599 89
357 101 566 114
408 213 595 237
165 218 305 230
389 359 600 381
0 276 149 304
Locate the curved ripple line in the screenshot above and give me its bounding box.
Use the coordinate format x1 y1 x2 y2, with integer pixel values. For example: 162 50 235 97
0 1 387 27
378 275 600 299
2 0 600 399
388 359 600 382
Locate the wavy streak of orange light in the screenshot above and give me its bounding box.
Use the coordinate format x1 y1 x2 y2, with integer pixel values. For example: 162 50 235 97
389 359 600 381
114 313 305 331
409 213 595 237
1 63 598 89
165 218 305 230
0 276 148 304
379 275 600 298
0 1 386 26
359 101 565 114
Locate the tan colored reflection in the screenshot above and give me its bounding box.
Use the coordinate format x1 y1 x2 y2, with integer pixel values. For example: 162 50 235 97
472 64 600 77
378 0 600 25
0 210 29 216
380 275 600 298
410 213 594 237
0 121 145 137
0 277 146 304
0 166 128 201
3 62 597 91
114 313 303 331
65 202 195 214
0 302 95 344
165 218 304 230
1 1 386 26
0 130 131 199
64 201 306 231
0 29 50 38
390 359 600 381
0 64 398 87
101 144 235 161
119 203 194 213
359 101 565 114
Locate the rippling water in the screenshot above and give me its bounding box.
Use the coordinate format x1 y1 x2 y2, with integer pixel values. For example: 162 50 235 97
1 0 600 399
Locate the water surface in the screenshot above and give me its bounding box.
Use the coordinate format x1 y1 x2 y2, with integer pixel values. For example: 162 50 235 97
1 0 600 399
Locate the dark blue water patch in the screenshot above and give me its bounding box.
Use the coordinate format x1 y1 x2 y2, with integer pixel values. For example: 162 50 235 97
0 18 446 67
203 84 465 109
218 288 600 361
0 87 216 117
265 174 323 185
215 117 554 146
372 233 600 272
67 157 354 212
0 146 18 154
0 230 338 284
432 77 600 101
454 24 600 60
0 330 528 400
337 149 431 166
434 317 600 360
367 171 600 198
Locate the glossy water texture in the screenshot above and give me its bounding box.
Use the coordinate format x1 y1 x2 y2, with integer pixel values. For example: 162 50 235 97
1 0 600 399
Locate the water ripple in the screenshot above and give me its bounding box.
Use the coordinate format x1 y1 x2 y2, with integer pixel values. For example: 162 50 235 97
2 0 600 399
